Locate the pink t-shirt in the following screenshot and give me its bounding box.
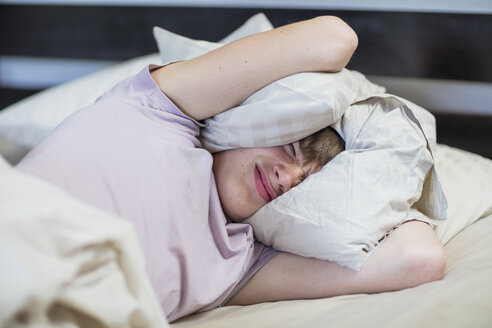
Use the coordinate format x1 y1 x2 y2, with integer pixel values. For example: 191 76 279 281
16 66 277 322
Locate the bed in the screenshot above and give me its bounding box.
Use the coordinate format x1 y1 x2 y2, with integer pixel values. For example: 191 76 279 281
1 3 492 327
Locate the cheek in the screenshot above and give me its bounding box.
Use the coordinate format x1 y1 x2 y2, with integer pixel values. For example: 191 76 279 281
220 165 263 221
223 169 256 221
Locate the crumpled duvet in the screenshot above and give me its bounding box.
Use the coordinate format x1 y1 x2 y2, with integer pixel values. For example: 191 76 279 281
0 156 168 327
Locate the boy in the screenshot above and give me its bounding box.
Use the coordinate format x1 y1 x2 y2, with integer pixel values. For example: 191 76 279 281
16 16 445 322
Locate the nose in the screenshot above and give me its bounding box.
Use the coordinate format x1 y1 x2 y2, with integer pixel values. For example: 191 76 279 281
274 163 304 194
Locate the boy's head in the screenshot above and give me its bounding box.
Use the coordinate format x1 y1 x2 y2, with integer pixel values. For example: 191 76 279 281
212 126 345 222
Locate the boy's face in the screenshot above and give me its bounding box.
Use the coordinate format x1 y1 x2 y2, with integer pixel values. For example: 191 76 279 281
212 142 318 222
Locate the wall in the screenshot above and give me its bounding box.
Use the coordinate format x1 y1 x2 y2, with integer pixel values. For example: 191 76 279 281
1 0 492 13
0 1 491 116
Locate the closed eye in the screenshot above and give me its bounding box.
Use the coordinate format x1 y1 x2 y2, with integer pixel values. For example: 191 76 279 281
284 143 297 161
289 143 296 158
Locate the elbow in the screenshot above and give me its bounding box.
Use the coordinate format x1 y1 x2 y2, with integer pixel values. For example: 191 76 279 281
331 16 359 54
403 244 447 286
427 245 447 281
313 16 358 72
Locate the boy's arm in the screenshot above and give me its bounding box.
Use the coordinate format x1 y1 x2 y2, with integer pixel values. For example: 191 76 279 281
227 220 447 305
151 16 358 121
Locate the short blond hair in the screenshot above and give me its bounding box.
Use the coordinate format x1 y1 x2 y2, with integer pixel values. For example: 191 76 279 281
299 126 345 170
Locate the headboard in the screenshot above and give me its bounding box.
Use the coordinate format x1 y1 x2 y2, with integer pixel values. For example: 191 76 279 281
1 2 491 157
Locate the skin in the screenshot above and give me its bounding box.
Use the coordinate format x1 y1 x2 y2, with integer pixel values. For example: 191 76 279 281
151 15 446 307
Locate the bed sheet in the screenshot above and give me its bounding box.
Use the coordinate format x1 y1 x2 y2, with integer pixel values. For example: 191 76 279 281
173 213 492 328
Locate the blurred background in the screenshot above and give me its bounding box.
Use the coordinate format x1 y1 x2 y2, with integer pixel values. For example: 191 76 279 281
1 0 491 157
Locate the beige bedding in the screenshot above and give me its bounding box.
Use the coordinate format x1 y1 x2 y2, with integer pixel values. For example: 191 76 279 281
0 155 168 327
0 143 491 327
172 145 492 328
173 214 492 328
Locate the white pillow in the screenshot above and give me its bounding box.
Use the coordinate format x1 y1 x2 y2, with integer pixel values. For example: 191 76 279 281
0 13 272 152
201 69 385 152
433 145 492 245
244 96 447 270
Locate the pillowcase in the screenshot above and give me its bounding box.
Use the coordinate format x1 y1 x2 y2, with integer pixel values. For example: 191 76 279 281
244 95 447 270
0 12 273 153
201 69 385 152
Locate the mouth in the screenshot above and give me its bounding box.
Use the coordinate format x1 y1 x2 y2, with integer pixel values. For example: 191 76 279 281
254 165 276 202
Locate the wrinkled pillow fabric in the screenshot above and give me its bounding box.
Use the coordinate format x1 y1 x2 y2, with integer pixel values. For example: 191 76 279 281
201 70 385 152
244 96 447 270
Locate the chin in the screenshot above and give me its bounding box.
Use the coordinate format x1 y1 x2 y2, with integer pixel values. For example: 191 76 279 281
226 212 245 223
223 205 256 223
228 203 267 223
225 206 246 222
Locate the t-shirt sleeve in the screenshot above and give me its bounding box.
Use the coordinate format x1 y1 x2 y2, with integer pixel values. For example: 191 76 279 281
101 64 206 132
